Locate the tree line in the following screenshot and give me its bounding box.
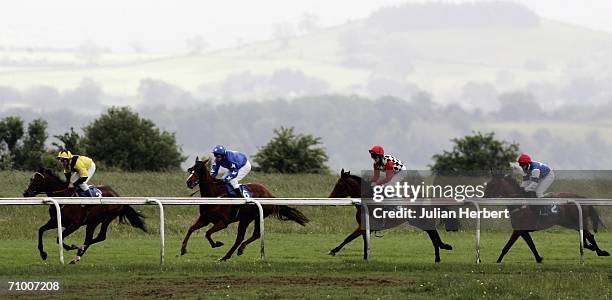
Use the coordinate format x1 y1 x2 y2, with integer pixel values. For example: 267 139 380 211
1 106 518 173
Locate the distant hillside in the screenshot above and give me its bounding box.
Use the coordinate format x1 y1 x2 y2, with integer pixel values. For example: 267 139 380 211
2 1 612 110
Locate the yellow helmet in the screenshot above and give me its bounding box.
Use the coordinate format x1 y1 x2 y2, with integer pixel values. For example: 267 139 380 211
57 150 73 160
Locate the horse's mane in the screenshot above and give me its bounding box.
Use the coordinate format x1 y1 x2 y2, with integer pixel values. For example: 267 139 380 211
502 174 522 192
347 174 362 184
39 168 64 183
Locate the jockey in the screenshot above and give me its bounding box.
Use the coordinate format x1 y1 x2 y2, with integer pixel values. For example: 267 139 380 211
368 145 407 187
57 150 97 197
517 153 555 198
210 145 252 198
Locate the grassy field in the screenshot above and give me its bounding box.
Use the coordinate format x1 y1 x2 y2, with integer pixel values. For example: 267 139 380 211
1 171 611 299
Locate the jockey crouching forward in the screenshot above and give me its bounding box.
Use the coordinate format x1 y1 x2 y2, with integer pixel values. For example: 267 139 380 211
368 145 407 207
210 145 252 198
57 150 98 197
369 145 407 188
518 153 557 214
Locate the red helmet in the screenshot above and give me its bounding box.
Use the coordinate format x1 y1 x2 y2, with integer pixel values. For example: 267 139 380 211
369 145 384 156
517 153 532 166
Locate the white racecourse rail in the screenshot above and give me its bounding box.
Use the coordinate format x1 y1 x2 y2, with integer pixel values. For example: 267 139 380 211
0 197 610 265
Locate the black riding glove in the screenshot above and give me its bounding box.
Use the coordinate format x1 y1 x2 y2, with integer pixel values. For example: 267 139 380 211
73 177 88 189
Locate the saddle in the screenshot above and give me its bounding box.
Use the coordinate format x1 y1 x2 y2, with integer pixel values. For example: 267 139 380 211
76 186 102 198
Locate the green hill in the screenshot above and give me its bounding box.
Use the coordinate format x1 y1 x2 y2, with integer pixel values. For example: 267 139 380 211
2 6 612 105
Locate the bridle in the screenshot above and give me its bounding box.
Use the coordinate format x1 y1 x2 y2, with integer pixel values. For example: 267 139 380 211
25 172 69 195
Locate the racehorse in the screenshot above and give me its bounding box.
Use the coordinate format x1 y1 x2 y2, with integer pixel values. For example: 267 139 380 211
182 157 309 261
327 169 453 262
23 167 147 264
484 173 609 263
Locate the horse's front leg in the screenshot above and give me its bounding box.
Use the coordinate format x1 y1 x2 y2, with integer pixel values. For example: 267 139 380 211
329 227 364 257
181 215 208 255
205 221 228 248
38 219 56 260
58 224 81 251
425 230 442 263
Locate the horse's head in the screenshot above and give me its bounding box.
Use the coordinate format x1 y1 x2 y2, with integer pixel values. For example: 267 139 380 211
23 167 64 197
484 172 522 198
186 156 210 189
329 169 362 198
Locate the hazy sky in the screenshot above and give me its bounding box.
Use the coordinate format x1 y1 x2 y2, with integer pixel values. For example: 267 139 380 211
1 0 612 53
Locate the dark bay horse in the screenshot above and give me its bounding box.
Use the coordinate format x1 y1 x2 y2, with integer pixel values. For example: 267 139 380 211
328 169 453 262
485 174 609 263
182 157 309 261
23 167 147 263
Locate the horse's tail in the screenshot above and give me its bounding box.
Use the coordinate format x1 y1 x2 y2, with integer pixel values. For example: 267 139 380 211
119 205 148 232
589 206 604 233
276 206 309 226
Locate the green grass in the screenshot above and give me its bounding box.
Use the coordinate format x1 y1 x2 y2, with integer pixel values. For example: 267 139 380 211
0 232 611 299
1 171 612 299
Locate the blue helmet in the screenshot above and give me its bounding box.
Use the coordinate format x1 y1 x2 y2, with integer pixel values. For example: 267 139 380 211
212 145 227 156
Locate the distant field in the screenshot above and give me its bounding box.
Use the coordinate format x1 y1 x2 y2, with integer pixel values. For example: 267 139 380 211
1 171 611 299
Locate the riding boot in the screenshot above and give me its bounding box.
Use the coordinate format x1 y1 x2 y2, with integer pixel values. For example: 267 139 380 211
233 188 244 198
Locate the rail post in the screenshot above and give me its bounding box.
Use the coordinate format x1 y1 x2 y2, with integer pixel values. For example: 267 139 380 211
147 198 165 264
247 198 265 260
362 201 371 260
567 199 584 265
466 200 481 264
44 197 64 265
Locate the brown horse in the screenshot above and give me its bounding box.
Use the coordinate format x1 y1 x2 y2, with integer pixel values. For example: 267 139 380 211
328 169 453 262
484 174 609 263
23 167 147 263
182 157 309 261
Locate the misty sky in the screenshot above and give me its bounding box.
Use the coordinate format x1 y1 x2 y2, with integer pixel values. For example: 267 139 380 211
2 0 612 53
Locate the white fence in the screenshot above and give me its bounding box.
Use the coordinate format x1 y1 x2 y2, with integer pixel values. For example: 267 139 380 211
0 197 610 265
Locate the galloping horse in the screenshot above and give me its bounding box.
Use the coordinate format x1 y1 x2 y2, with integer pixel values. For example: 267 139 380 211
182 157 309 261
23 167 147 263
328 169 453 262
485 174 609 263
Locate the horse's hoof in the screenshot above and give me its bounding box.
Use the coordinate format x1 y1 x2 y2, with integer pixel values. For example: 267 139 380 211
435 258 441 263
237 248 244 256
69 260 77 264
328 250 336 256
180 248 187 256
496 259 502 263
218 257 229 262
597 250 610 256
214 241 224 248
440 244 453 250
536 257 544 263
40 252 48 261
